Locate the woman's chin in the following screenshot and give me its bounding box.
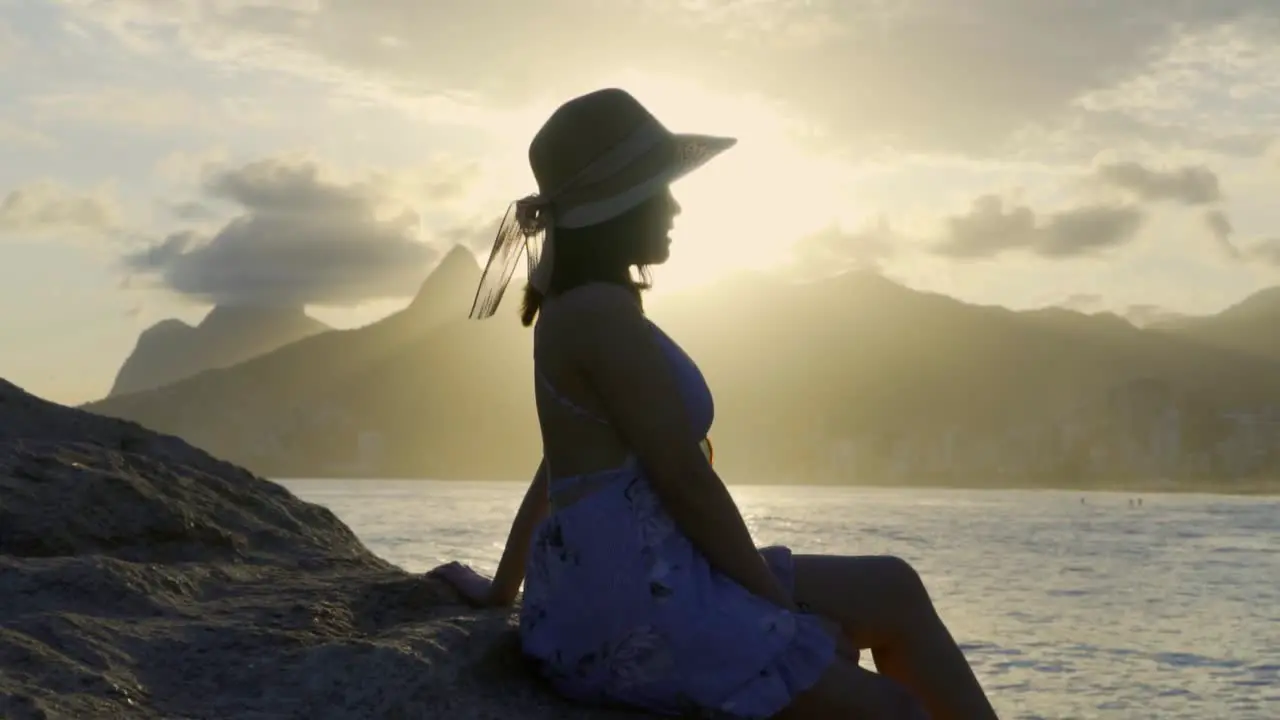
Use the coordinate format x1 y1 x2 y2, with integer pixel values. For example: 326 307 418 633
644 240 672 265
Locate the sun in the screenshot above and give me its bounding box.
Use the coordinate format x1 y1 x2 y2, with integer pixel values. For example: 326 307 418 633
463 72 865 296
605 73 861 294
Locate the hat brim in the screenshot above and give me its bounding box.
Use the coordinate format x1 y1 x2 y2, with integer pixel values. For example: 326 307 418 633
668 133 738 183
558 133 736 229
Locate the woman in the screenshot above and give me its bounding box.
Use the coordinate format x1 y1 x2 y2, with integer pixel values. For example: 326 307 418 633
430 88 998 720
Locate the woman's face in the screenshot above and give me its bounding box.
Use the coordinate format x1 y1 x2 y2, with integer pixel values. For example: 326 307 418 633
628 187 682 265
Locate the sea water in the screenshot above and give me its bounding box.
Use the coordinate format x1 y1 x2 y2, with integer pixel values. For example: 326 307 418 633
281 480 1280 720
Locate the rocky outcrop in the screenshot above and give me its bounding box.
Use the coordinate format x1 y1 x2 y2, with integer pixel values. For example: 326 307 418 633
0 378 635 719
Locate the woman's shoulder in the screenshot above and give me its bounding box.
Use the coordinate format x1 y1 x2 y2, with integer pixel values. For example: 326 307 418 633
538 283 649 357
543 282 643 324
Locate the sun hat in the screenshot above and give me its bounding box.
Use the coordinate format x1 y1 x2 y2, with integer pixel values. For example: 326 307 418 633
468 88 737 319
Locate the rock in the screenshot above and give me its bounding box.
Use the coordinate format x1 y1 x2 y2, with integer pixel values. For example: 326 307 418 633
0 378 644 719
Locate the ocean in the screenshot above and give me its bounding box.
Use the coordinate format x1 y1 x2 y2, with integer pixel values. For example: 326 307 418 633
280 479 1279 720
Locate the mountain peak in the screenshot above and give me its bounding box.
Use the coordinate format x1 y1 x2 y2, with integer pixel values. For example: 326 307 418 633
409 246 482 312
199 304 312 330
433 245 480 280
108 306 329 398
813 267 915 301
138 318 194 340
1220 285 1280 321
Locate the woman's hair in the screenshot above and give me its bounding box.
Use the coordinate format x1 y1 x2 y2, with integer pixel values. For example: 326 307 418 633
519 197 657 327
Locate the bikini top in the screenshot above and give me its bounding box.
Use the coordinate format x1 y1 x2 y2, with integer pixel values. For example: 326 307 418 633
535 318 715 440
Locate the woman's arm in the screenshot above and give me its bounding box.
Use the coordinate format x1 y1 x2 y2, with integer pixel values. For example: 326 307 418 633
565 285 797 612
486 458 549 607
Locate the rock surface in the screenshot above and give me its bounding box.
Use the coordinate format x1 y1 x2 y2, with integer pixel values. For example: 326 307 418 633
0 378 641 719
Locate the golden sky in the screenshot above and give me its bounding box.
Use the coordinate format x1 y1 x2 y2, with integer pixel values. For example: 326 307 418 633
2 0 1280 403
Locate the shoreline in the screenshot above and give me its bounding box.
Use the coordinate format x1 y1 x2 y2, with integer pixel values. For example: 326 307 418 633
273 475 1280 497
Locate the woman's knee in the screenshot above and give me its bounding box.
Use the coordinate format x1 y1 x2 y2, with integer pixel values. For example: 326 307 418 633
876 555 930 607
792 554 936 642
854 557 939 651
793 554 928 605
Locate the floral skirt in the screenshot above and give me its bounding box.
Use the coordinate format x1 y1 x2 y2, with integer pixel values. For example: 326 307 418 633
519 463 835 718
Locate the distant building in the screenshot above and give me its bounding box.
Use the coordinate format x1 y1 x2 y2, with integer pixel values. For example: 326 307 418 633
356 431 385 474
1150 405 1182 473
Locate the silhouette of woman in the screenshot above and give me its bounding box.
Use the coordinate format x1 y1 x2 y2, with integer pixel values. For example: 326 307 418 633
430 88 998 720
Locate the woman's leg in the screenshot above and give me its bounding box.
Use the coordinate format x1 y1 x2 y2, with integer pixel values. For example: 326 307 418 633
772 655 928 720
792 554 999 720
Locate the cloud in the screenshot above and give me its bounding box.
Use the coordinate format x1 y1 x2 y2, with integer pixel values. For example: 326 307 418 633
400 159 482 205
1241 238 1280 266
435 215 503 255
1124 303 1189 328
153 147 232 186
0 182 120 236
934 195 1145 260
166 200 221 222
1095 162 1222 205
26 86 280 133
1090 161 1243 260
1203 209 1242 259
1036 204 1147 258
28 87 206 131
122 157 448 307
1075 111 1275 159
0 118 57 150
1058 293 1104 311
1249 240 1280 264
0 18 21 70
59 0 1280 157
791 220 898 276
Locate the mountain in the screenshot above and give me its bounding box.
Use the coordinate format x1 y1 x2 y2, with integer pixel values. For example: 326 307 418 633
109 305 330 397
85 246 485 474
85 262 1280 486
1155 286 1280 362
648 272 1280 481
403 244 486 324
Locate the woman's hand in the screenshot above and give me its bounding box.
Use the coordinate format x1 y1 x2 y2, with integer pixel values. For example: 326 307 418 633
855 671 932 720
812 614 862 665
811 615 928 718
426 562 496 608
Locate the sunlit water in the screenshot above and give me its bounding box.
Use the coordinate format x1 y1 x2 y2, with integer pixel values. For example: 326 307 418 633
280 480 1279 719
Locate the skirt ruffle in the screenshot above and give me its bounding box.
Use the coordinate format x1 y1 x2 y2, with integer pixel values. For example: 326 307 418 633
712 610 836 718
705 545 836 719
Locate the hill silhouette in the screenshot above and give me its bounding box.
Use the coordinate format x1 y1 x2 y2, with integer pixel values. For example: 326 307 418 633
109 305 330 397
86 246 484 474
1155 286 1280 362
85 258 1280 487
651 272 1280 482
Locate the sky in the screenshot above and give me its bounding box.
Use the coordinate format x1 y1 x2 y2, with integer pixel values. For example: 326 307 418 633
2 0 1280 405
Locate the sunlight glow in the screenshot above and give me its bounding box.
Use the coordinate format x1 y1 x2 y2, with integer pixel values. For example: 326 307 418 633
610 73 865 294
469 73 867 295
